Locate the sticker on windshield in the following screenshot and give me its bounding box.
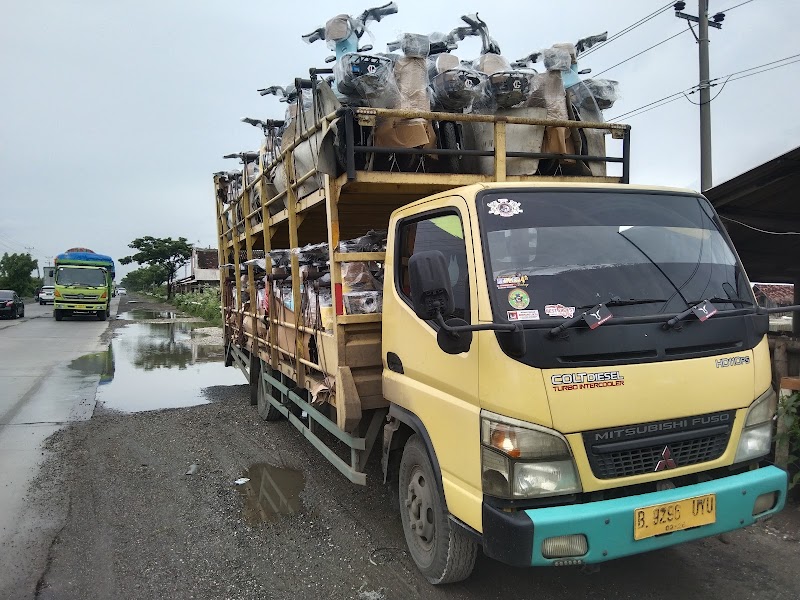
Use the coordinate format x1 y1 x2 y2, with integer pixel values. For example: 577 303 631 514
508 310 539 321
496 274 528 289
487 198 522 218
545 304 575 319
508 288 530 309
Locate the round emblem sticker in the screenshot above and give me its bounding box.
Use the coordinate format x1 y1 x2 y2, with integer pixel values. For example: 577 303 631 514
508 288 530 310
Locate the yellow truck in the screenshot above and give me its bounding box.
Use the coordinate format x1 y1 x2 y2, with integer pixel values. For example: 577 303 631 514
215 101 791 583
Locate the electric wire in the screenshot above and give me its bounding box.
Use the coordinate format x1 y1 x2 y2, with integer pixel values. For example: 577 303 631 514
581 1 676 58
610 53 800 121
719 0 755 12
720 216 800 235
594 28 691 76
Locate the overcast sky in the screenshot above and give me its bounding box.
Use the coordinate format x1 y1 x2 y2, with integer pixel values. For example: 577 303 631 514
2 0 798 278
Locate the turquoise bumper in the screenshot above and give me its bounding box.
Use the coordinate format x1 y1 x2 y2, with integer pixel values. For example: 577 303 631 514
523 466 787 566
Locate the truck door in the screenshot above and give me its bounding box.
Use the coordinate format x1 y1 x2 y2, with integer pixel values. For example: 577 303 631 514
383 198 483 530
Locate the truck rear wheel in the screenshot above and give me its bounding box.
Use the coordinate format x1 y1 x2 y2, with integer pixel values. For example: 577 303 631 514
399 435 477 584
54 309 63 322
257 377 283 422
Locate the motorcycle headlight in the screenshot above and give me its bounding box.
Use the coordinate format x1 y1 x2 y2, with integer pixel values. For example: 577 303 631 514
480 411 582 499
734 388 777 463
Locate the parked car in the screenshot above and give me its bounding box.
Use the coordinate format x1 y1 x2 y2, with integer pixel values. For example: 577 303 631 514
39 286 55 305
0 290 24 319
116 287 127 296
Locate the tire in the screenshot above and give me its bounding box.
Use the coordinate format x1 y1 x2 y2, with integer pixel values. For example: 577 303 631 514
54 310 63 322
257 376 283 422
440 121 462 174
39 301 44 306
399 435 477 584
96 310 105 321
20 307 24 318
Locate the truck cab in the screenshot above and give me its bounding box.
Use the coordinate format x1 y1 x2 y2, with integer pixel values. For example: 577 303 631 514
381 182 784 576
53 250 115 321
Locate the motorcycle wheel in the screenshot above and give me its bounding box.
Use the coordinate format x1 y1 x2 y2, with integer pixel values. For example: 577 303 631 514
440 121 462 174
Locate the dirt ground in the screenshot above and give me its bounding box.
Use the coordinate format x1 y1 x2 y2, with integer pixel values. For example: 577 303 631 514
19 296 800 599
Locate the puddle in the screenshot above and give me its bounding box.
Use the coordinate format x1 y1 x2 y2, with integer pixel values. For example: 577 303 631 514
88 320 243 412
237 463 305 524
68 349 115 385
118 309 180 321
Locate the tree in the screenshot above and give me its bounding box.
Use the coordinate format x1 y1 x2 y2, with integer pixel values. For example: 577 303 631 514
120 264 170 292
119 237 192 299
0 253 38 296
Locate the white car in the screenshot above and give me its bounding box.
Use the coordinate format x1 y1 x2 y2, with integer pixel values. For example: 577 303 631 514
116 287 127 296
39 286 55 305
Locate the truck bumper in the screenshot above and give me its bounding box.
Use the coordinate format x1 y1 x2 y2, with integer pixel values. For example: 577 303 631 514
481 465 787 567
55 303 106 312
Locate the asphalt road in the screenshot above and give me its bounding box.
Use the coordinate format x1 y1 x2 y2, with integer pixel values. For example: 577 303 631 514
3 296 800 599
0 298 118 598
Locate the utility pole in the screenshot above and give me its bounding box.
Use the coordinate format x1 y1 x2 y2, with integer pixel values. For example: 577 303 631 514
698 0 712 191
675 2 725 191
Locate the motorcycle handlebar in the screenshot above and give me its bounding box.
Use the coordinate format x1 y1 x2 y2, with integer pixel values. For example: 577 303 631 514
459 12 500 55
359 2 398 26
302 27 325 44
514 51 542 68
294 78 313 90
575 31 608 56
258 86 285 97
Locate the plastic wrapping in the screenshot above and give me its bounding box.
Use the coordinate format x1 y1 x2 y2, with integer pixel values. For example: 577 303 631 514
325 14 352 48
542 45 574 72
583 78 619 110
335 52 398 107
244 160 263 226
338 230 388 253
471 54 531 110
292 242 330 267
268 249 292 269
342 261 382 293
396 33 431 59
343 290 383 314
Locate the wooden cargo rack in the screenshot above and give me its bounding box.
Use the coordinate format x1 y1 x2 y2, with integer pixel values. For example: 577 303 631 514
215 105 630 483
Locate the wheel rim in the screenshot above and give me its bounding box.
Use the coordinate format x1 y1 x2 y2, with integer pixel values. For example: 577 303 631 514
405 466 435 551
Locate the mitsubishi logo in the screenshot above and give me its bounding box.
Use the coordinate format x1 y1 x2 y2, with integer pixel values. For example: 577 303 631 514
654 446 677 472
590 309 602 321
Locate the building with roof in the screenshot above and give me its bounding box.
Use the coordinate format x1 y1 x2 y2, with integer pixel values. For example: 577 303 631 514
175 248 219 293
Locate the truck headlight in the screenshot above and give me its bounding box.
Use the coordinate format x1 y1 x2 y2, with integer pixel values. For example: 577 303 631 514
734 388 777 463
480 411 582 499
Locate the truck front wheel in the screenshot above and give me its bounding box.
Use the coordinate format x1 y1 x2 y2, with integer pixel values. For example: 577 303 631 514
54 310 63 322
399 435 477 584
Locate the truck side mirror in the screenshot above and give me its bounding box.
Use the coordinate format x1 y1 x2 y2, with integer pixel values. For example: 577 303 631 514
408 250 454 321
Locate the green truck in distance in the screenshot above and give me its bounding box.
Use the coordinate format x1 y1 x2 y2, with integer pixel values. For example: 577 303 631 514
53 249 115 321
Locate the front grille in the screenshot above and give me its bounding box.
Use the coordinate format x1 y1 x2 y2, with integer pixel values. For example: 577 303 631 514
63 294 102 302
584 412 734 479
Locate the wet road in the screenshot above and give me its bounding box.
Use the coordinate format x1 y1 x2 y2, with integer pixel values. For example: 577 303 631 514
0 298 118 596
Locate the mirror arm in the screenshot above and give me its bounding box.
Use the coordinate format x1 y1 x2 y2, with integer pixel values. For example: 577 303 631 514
435 312 521 336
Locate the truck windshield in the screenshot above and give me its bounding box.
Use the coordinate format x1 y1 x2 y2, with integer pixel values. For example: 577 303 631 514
478 191 753 321
56 267 106 287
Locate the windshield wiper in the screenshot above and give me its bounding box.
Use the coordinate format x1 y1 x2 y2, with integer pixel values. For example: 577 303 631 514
549 303 614 337
687 296 753 307
579 296 666 309
664 299 718 329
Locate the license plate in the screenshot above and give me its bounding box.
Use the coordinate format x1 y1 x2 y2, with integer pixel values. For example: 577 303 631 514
634 494 716 540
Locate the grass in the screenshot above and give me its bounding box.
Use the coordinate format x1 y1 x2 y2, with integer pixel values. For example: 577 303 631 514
171 288 223 326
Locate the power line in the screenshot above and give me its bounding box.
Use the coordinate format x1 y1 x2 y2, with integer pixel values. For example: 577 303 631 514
727 57 800 82
720 216 800 235
611 95 685 121
719 0 755 12
610 52 800 121
709 53 800 82
582 1 676 58
594 28 691 77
